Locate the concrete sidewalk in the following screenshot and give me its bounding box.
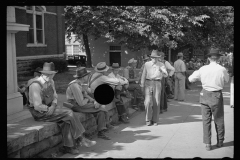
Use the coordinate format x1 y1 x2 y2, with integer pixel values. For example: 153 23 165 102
58 81 233 158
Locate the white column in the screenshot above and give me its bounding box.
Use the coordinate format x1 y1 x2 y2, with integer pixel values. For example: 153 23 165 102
7 6 30 116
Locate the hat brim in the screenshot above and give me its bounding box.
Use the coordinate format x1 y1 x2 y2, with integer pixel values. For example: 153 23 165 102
73 71 91 78
150 55 160 58
40 70 58 74
94 65 109 72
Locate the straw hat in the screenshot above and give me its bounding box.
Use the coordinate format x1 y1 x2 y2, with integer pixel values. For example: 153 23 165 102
150 50 161 58
94 62 109 72
128 58 137 64
39 62 58 74
177 52 183 57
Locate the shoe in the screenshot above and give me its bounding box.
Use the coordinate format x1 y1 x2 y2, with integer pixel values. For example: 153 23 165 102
106 123 115 130
160 110 163 114
146 121 152 126
62 146 80 155
163 109 167 112
205 144 212 151
80 137 96 148
153 122 158 126
98 131 111 140
216 141 223 148
119 116 130 124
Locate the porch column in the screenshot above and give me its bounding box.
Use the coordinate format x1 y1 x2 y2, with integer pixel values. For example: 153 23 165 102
7 6 30 116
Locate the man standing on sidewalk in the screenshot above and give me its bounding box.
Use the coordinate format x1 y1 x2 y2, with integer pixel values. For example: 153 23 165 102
188 48 229 151
140 50 168 126
174 52 186 101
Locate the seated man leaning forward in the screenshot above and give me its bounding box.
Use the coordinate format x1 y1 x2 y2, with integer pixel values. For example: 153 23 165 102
108 63 130 124
123 58 144 110
66 67 113 140
27 62 96 155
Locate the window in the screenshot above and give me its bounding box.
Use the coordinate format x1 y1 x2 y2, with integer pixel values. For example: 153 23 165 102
73 45 80 54
26 6 46 45
66 45 72 54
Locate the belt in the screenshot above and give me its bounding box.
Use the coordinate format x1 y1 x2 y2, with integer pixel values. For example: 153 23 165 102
146 79 161 81
212 90 222 92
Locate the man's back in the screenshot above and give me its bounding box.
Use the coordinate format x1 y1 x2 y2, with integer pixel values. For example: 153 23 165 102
174 59 186 72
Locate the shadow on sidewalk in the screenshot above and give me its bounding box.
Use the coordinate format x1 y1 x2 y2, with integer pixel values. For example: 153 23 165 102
210 141 234 151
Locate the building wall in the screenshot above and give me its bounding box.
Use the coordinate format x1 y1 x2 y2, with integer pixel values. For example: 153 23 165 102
15 6 64 57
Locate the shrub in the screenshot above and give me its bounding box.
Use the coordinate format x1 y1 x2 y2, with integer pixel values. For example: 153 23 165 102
30 58 68 74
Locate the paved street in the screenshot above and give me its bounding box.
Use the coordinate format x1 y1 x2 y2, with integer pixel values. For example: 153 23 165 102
59 81 233 158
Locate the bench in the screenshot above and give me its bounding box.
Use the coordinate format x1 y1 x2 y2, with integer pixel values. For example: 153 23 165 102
7 102 119 158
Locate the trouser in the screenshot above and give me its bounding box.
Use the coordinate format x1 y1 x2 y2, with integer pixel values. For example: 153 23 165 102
200 89 225 144
28 106 85 147
174 73 185 100
230 76 234 106
160 77 168 112
71 104 108 132
144 80 161 123
128 83 143 105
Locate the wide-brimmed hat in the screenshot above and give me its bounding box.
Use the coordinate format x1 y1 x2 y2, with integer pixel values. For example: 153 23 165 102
128 58 137 64
159 51 165 57
39 62 58 74
177 52 183 57
143 54 150 61
94 62 109 72
150 50 161 58
34 67 42 73
111 63 120 69
73 67 91 78
207 48 222 57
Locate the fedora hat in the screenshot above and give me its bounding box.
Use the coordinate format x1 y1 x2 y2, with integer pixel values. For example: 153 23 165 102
111 63 120 69
40 62 58 74
34 67 42 73
207 48 222 57
177 52 183 57
94 62 109 72
128 58 137 64
73 67 91 78
150 50 161 58
159 51 165 57
143 54 150 61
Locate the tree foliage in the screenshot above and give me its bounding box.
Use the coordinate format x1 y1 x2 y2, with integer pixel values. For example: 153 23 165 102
64 6 233 66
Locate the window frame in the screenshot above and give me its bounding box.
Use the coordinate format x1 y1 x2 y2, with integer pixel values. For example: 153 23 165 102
26 6 46 47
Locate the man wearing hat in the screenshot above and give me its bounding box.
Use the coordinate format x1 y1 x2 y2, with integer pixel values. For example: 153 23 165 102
123 58 144 110
108 63 130 123
158 51 175 113
26 62 96 155
87 62 121 95
173 52 186 101
188 48 229 151
140 50 168 126
66 67 114 140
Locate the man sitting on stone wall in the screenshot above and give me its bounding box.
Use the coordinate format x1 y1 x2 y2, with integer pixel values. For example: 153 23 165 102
108 63 130 123
66 67 114 140
26 62 96 155
123 58 144 110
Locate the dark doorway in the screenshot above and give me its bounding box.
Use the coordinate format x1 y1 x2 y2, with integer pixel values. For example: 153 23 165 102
109 52 121 66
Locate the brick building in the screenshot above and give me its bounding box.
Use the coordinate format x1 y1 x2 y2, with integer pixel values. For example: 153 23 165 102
14 6 65 75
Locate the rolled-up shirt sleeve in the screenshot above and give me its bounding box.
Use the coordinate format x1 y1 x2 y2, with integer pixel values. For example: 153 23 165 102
160 65 168 77
101 76 120 86
51 80 58 104
29 83 48 112
188 70 200 82
165 61 175 76
223 68 229 83
123 68 129 79
70 83 89 107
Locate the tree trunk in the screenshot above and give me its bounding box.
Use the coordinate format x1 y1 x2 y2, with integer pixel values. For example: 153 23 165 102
82 33 92 68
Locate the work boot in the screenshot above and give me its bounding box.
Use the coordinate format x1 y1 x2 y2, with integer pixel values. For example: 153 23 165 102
205 144 212 151
216 141 224 148
98 131 111 140
119 115 129 124
62 146 80 155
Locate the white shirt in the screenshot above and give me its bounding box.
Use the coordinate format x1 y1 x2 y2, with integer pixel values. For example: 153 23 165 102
141 61 168 86
164 61 175 76
29 76 58 112
108 72 129 85
174 59 186 73
188 62 229 91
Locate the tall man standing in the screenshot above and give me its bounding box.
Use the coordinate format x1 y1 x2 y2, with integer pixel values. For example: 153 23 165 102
140 50 168 126
188 49 229 151
174 52 186 101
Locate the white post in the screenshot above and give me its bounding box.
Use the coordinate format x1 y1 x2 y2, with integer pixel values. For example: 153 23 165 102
7 6 30 119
